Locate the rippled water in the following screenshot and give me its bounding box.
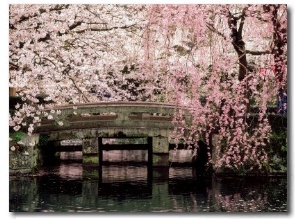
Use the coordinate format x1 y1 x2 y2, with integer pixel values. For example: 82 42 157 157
9 162 287 212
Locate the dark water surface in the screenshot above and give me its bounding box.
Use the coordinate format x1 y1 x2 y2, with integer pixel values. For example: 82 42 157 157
9 162 287 212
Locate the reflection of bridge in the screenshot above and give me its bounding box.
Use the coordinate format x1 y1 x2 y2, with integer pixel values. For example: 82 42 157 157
37 102 195 168
10 166 211 212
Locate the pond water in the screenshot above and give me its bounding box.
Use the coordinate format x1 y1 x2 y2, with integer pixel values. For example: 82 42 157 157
9 162 287 213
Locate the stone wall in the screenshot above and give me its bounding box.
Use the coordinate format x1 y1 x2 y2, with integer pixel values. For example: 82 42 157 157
9 134 40 174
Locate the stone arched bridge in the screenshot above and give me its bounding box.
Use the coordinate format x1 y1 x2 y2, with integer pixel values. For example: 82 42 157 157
36 102 187 167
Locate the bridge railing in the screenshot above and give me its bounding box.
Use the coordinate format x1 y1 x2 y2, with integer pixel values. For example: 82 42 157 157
36 102 179 133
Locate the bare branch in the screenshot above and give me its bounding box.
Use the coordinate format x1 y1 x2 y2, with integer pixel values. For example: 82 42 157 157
246 50 272 55
12 5 70 24
206 23 227 41
69 21 83 30
69 75 91 103
75 24 137 34
9 62 19 70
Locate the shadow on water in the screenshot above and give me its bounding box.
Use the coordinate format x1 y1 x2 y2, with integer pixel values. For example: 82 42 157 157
9 161 287 212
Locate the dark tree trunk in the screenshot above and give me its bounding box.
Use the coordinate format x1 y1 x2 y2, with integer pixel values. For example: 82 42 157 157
227 8 250 111
227 9 248 82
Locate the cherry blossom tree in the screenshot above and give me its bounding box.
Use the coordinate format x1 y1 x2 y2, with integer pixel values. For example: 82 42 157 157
9 4 151 102
143 4 287 172
9 4 287 172
9 4 153 134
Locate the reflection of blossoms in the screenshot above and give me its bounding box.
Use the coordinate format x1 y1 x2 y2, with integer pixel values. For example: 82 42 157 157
58 121 64 126
47 115 53 120
212 191 269 212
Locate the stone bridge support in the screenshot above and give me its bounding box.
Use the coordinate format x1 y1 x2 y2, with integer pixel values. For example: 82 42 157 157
9 134 40 174
152 137 169 167
82 137 99 167
82 136 170 168
82 137 99 179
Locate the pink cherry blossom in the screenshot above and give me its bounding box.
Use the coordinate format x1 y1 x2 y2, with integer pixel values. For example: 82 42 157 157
9 4 287 171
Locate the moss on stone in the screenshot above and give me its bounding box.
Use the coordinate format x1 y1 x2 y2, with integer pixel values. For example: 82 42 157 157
82 155 99 165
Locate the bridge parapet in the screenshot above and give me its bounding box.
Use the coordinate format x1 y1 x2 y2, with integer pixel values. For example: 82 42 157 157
37 102 178 134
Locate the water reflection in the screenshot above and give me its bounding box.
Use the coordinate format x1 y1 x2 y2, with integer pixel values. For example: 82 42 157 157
9 163 287 212
101 165 148 183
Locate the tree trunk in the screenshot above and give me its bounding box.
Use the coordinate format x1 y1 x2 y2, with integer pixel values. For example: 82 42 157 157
227 9 250 112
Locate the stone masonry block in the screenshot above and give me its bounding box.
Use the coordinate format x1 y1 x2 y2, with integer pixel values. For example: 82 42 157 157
152 137 169 153
20 134 40 147
82 154 99 166
152 153 169 167
82 138 98 154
